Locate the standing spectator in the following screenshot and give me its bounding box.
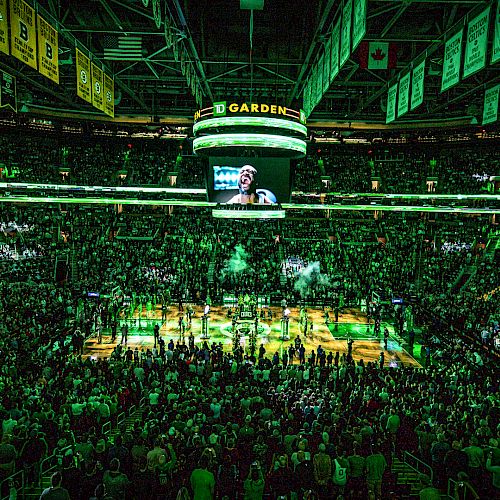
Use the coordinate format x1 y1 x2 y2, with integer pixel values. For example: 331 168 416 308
365 443 387 500
190 455 215 500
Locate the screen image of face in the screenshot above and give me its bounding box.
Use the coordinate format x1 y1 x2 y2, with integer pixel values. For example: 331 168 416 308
208 157 290 204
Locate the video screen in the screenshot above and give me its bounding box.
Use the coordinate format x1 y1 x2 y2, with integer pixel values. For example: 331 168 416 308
208 157 290 204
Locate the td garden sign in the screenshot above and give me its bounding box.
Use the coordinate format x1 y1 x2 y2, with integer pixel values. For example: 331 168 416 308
194 101 307 125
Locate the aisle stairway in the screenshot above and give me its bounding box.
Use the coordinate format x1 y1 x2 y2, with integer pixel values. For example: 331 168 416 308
21 403 146 499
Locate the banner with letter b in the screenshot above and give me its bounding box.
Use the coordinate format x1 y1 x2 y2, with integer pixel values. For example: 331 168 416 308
10 0 37 69
37 14 59 84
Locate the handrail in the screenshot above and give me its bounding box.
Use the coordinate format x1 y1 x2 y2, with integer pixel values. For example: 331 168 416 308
448 478 457 498
128 404 136 417
403 450 433 483
117 411 125 428
0 470 24 500
39 445 74 485
139 397 146 408
102 420 111 436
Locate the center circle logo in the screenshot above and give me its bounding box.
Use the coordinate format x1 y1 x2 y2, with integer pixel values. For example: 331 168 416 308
80 70 87 84
95 82 101 94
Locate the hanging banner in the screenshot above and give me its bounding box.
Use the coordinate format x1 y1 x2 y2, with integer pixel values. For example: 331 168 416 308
352 0 367 52
37 15 59 84
323 40 331 93
482 85 499 125
410 59 425 111
493 0 500 64
76 48 92 103
330 18 341 82
10 0 37 69
0 0 9 55
386 83 397 124
0 70 16 112
397 72 410 118
463 6 490 79
103 73 114 118
91 62 104 111
317 53 325 99
315 63 322 107
441 29 463 92
340 0 353 68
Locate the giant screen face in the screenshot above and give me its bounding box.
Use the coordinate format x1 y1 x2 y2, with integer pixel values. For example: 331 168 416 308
208 157 290 204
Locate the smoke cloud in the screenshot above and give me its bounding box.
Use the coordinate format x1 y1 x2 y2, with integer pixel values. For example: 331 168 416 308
220 244 253 281
294 261 331 298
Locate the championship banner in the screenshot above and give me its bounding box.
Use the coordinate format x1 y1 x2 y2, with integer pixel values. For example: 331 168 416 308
91 62 104 111
340 0 353 67
386 83 397 124
76 48 92 103
315 63 322 107
441 29 463 92
0 70 17 112
323 41 331 93
482 85 499 125
103 73 114 118
0 0 9 55
352 0 367 52
317 53 325 98
330 18 341 82
410 59 425 111
463 6 490 79
10 0 37 69
37 15 59 84
397 72 410 118
492 0 500 64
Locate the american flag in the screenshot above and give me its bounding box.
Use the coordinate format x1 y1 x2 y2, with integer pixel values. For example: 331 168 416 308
102 35 143 60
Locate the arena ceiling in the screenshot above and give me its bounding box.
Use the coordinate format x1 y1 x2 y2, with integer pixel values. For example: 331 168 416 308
1 0 499 127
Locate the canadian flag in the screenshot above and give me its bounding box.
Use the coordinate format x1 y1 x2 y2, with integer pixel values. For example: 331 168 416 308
358 42 397 70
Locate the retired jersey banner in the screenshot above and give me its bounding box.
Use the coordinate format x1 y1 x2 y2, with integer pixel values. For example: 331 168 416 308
492 0 500 64
10 0 37 69
0 0 9 55
482 85 499 125
37 15 59 84
410 59 425 111
330 18 341 82
103 73 114 118
441 29 463 92
397 72 410 118
0 70 17 112
463 6 490 79
323 40 331 93
76 48 91 103
352 0 367 51
340 0 352 67
386 83 397 124
91 62 104 111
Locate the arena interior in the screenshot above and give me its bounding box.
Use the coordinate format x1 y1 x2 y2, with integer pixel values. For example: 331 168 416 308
0 1 499 499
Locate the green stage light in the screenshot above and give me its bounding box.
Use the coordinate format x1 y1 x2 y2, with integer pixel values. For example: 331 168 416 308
193 133 307 155
193 116 307 136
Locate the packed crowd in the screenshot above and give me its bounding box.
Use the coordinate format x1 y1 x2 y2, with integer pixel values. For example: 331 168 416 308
1 127 499 195
0 278 499 499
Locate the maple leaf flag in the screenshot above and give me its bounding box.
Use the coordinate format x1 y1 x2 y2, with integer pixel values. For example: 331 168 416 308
358 41 397 70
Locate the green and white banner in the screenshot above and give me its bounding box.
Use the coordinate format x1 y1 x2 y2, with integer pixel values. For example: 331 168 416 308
482 84 499 125
323 42 331 93
441 29 463 92
386 83 398 124
330 18 341 82
340 0 353 68
397 72 411 118
352 0 367 52
318 53 326 98
492 0 500 64
410 59 425 111
463 6 490 79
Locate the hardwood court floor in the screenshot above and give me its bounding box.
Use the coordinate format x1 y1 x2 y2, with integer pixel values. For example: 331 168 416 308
84 305 421 368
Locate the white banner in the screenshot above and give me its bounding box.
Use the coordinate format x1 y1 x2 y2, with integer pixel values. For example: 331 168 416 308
330 18 341 82
340 0 353 68
386 83 398 124
492 0 500 64
463 6 490 79
323 42 331 93
410 59 425 111
482 85 499 125
397 72 411 118
441 29 463 92
352 0 367 51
